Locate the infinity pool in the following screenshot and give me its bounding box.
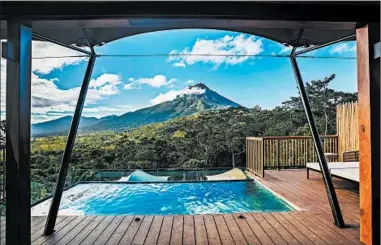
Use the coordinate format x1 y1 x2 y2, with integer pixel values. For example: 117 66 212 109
32 181 294 216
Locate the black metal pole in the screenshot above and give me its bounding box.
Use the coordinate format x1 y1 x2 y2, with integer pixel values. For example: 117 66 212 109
294 34 356 56
289 49 345 228
44 54 96 236
32 33 93 56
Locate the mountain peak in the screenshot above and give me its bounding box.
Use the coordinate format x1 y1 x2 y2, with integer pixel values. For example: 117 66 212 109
32 83 241 136
189 83 210 90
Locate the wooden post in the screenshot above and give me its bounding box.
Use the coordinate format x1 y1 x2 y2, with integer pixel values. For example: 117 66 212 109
276 140 280 170
357 23 380 245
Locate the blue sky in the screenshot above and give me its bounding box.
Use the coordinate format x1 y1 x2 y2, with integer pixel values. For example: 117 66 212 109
1 29 357 123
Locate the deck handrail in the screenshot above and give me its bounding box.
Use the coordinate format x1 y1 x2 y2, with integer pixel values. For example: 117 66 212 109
247 135 338 140
246 135 338 175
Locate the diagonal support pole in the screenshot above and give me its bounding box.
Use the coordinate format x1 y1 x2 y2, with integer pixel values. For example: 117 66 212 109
289 48 345 228
44 53 96 236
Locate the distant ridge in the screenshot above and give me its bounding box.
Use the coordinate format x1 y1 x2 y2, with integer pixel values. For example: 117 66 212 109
32 83 241 136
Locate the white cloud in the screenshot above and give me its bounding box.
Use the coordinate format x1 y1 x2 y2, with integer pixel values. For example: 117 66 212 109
278 46 292 54
30 105 135 123
124 75 176 90
32 41 87 74
150 86 206 105
89 73 122 96
173 61 186 68
136 75 176 88
123 83 134 90
1 42 126 123
168 34 263 68
29 73 122 123
186 79 197 84
330 43 356 54
82 105 135 118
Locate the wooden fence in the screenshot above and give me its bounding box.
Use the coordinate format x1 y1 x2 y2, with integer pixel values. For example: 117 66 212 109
246 135 338 176
246 138 264 177
337 102 359 161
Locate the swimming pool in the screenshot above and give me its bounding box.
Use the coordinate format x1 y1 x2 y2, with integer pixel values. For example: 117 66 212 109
32 181 294 216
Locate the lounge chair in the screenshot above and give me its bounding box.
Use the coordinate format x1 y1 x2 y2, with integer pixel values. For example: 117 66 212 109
306 150 359 183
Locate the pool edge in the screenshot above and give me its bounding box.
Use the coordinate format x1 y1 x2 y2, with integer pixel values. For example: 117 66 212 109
253 177 302 211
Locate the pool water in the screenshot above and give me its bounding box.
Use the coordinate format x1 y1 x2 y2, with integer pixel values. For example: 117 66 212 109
39 181 294 215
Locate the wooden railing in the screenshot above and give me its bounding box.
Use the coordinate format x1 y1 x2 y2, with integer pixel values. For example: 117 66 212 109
246 135 338 176
246 138 264 177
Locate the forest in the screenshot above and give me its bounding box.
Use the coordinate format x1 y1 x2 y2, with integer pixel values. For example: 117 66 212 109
0 74 358 202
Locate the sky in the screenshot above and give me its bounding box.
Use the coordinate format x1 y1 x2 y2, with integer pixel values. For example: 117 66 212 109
0 29 357 123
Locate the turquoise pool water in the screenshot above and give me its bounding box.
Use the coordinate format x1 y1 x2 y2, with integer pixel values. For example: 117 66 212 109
54 181 294 215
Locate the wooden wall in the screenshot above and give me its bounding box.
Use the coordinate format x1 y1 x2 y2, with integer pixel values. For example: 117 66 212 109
336 102 359 161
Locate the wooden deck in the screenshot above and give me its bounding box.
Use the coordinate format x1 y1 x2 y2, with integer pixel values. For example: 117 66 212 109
8 170 361 244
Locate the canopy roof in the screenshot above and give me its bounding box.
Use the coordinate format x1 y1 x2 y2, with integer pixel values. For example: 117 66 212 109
0 18 356 47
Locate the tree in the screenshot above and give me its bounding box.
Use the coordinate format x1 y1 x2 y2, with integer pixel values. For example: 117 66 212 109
282 74 357 135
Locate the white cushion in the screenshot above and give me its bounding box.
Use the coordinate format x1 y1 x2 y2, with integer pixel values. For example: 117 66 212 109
306 162 359 182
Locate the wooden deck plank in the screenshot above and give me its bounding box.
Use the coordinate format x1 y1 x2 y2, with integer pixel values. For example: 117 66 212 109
203 215 222 245
235 214 274 245
31 216 45 228
29 216 65 244
260 213 301 245
67 216 105 245
170 216 183 245
118 215 144 245
93 216 124 245
288 175 359 220
249 213 287 245
194 215 208 245
271 213 318 245
133 215 154 245
40 216 86 245
223 214 248 245
31 217 49 235
80 216 114 245
144 216 164 245
256 172 360 232
279 213 330 245
288 212 351 245
213 215 235 245
54 216 96 245
183 215 195 245
32 216 74 244
157 216 173 245
233 213 268 245
265 171 359 223
295 212 360 245
105 216 134 245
